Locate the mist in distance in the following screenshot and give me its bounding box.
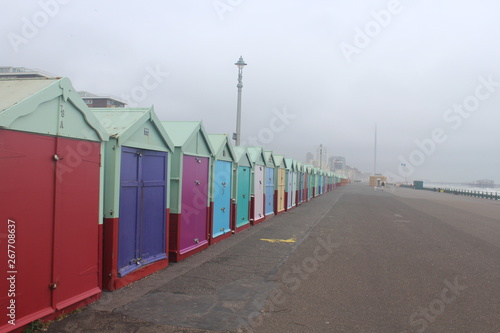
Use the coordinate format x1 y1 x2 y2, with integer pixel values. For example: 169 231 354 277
2 0 499 183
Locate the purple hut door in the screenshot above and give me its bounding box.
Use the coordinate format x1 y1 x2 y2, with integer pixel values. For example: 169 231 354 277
194 156 209 245
118 147 167 276
118 149 140 275
140 151 167 265
180 155 209 253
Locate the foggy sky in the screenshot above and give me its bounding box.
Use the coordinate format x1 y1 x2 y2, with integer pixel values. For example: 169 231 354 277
2 0 500 183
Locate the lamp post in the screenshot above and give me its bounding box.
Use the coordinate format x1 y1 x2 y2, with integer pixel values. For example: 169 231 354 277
234 56 247 146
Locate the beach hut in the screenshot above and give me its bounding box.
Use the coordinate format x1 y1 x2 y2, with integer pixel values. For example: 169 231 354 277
263 151 276 217
327 172 333 192
0 77 108 331
161 121 214 262
273 154 287 215
306 165 314 200
304 165 312 201
324 172 329 193
291 160 298 207
314 168 320 197
285 158 293 210
233 146 253 232
301 163 308 203
92 107 173 291
318 169 323 195
292 160 299 207
208 134 236 244
284 158 295 210
297 162 304 205
247 147 266 225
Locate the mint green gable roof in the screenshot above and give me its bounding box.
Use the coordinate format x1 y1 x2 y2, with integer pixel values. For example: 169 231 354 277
246 146 265 165
233 146 252 167
284 158 295 171
207 134 236 162
161 121 214 157
273 154 286 168
0 77 108 141
263 150 276 168
91 107 173 152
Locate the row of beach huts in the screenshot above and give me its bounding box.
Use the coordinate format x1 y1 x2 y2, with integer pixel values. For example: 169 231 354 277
0 77 346 332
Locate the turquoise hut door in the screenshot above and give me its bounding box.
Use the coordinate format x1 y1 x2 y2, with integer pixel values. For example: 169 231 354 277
212 160 232 238
236 166 251 227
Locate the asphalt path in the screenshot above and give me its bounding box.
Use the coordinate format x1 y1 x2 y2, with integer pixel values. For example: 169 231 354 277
45 184 500 333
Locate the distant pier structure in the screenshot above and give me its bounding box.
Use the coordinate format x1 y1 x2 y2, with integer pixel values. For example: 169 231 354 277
471 179 495 188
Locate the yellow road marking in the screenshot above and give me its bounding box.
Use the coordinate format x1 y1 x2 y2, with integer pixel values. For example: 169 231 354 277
260 236 297 243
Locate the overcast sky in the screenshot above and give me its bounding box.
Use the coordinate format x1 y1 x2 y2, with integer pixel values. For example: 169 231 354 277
2 0 500 183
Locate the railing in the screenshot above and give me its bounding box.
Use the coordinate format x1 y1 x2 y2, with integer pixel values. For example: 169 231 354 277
405 186 500 200
432 188 500 200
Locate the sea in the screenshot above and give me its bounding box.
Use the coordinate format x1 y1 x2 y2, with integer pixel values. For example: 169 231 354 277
423 182 500 195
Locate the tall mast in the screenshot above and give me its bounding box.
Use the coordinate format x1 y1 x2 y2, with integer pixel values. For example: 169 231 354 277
374 123 377 175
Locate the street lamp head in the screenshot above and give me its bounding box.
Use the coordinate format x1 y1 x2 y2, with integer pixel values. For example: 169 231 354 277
235 56 247 70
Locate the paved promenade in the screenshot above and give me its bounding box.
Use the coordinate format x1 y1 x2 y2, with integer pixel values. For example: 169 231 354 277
47 184 500 333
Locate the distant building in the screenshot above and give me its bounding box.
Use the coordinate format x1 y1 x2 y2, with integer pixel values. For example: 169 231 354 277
316 144 327 169
345 165 362 181
0 66 55 78
78 91 126 108
369 175 387 187
330 156 346 172
306 152 314 164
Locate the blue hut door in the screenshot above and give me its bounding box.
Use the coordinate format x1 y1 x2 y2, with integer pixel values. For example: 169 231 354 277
265 167 274 216
237 166 250 227
118 147 167 277
213 160 232 238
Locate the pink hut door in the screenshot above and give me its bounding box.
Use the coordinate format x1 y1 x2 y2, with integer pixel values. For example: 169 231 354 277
180 155 209 253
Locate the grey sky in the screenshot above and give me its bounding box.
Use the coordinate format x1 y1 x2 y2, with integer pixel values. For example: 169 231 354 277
2 0 500 183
